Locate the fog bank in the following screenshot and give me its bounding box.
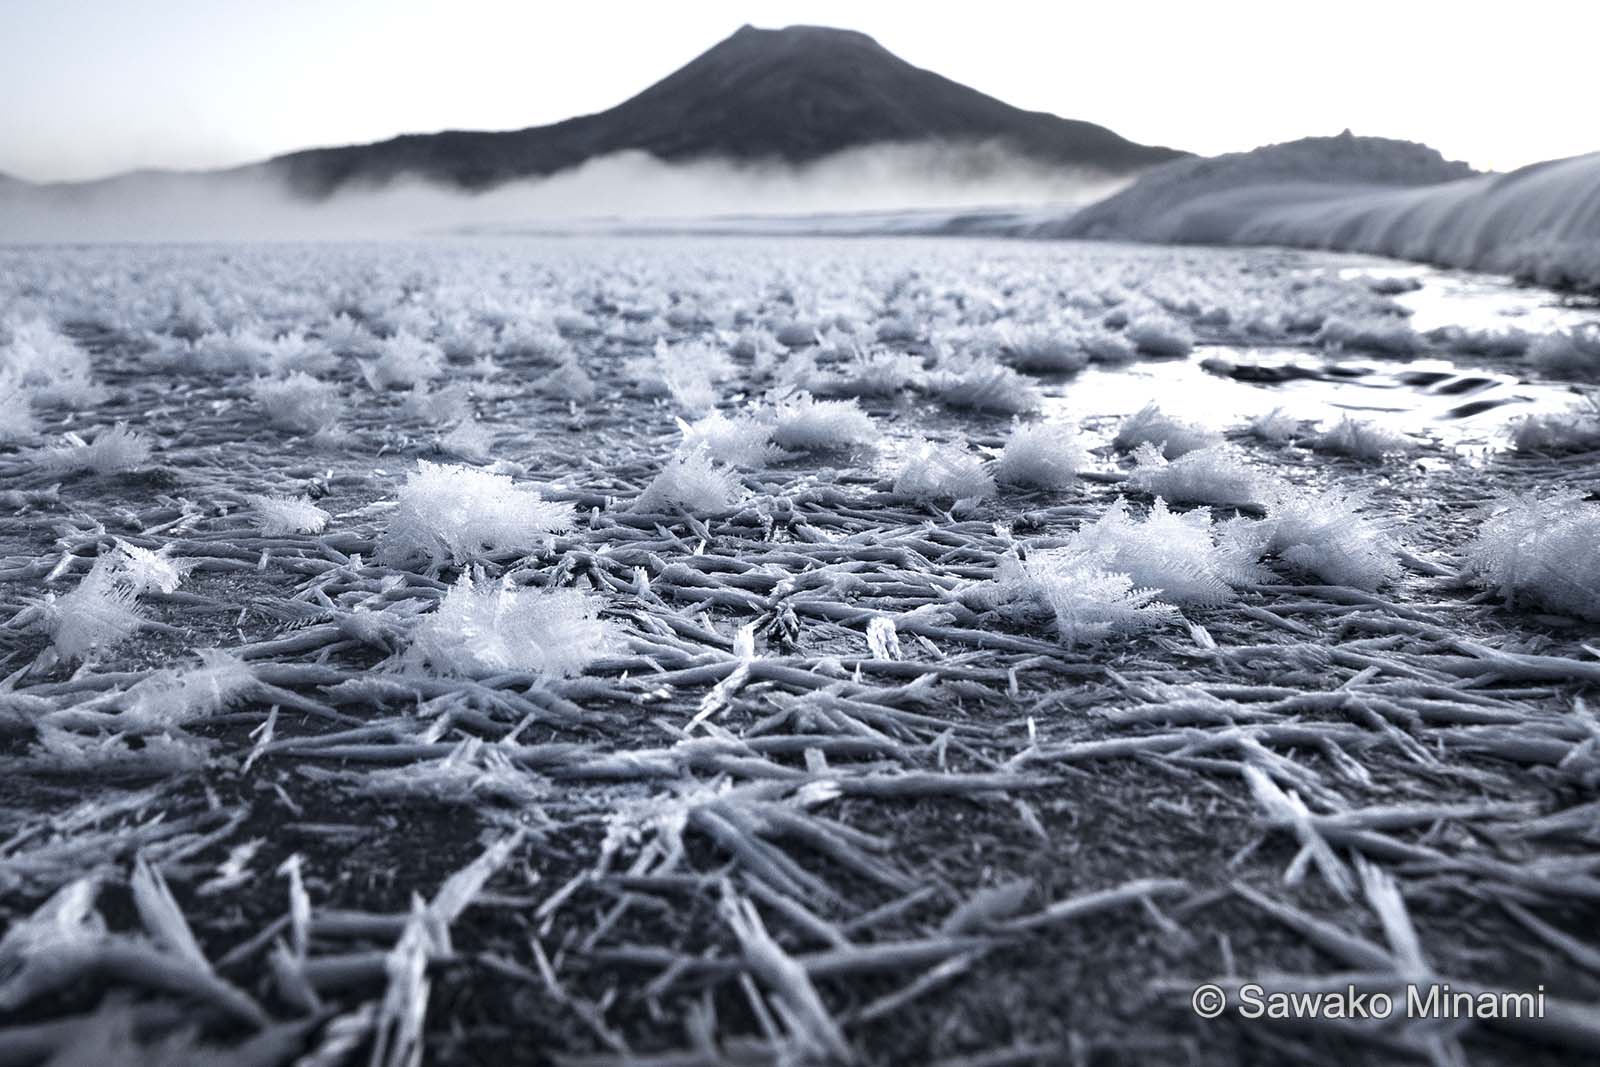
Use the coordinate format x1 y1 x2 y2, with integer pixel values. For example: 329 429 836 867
0 141 1124 242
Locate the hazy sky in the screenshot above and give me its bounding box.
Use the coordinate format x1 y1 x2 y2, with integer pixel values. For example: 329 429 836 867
4 0 1593 182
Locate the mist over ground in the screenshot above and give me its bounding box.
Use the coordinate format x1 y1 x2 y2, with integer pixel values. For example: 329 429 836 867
0 141 1125 242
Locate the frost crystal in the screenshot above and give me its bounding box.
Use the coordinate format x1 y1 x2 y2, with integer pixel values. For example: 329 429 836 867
114 650 258 729
362 331 444 390
632 449 743 514
1510 398 1600 454
770 392 880 451
400 382 471 425
405 573 611 678
34 557 145 662
0 372 38 441
1125 313 1194 357
1001 325 1091 374
378 461 573 569
975 551 1179 648
1315 315 1424 357
1465 491 1600 619
1265 485 1400 590
439 419 496 464
1127 444 1268 507
535 360 597 401
677 411 782 469
929 356 1043 414
0 318 99 406
994 419 1091 490
1245 407 1301 443
109 541 193 595
815 348 924 397
1113 402 1221 459
248 493 331 536
1308 416 1414 460
1061 498 1266 606
891 439 996 504
1528 325 1600 380
343 738 547 807
251 372 344 434
1083 332 1138 364
34 424 153 475
630 338 735 415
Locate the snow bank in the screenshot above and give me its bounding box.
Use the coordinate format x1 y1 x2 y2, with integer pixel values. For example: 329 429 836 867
1229 153 1600 290
1031 133 1600 290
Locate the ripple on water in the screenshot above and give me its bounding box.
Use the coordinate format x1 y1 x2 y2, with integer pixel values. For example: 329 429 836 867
1035 346 1580 454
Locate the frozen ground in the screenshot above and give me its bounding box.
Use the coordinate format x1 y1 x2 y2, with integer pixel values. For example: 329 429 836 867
1 237 1598 1066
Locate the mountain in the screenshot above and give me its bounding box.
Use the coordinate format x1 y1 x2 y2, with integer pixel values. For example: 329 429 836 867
261 24 1187 197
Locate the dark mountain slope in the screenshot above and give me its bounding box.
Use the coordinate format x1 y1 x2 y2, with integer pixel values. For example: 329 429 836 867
262 24 1187 196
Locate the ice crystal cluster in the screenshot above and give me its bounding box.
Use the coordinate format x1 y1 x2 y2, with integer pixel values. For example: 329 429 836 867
1465 491 1600 620
180 327 333 376
1113 403 1221 459
109 650 259 730
378 461 573 569
1264 485 1401 590
1314 315 1424 357
1000 325 1091 374
1245 407 1301 444
1308 416 1414 460
361 331 445 390
109 541 193 595
340 738 547 806
677 411 785 469
770 393 880 452
630 338 737 415
929 356 1042 414
248 493 332 536
971 551 1179 648
1124 312 1195 357
967 497 1268 645
814 348 925 398
400 381 471 425
33 425 153 476
21 544 190 663
891 439 996 504
993 419 1091 490
1528 325 1600 379
251 372 344 434
1126 444 1266 508
1062 498 1266 607
0 317 100 407
1510 397 1600 454
405 573 611 678
0 372 38 441
633 449 744 514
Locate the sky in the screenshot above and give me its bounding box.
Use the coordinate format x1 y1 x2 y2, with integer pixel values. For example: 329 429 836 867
3 0 1594 183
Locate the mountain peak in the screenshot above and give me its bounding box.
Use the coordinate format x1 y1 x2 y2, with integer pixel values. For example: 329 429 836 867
725 23 886 47
263 23 1186 195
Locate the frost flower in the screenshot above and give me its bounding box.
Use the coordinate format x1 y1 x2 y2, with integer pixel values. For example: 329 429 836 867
405 573 611 678
378 461 573 569
994 419 1092 490
891 439 996 504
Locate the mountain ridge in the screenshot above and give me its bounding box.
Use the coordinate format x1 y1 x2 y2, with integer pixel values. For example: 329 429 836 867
10 24 1188 197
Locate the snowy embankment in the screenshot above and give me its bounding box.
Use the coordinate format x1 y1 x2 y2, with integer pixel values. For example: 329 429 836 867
1009 134 1600 290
